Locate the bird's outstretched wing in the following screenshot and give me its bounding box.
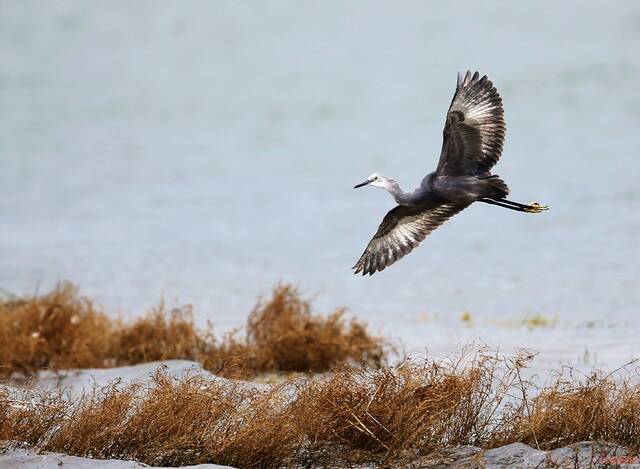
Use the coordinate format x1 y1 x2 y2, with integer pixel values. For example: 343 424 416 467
436 71 505 177
353 201 469 275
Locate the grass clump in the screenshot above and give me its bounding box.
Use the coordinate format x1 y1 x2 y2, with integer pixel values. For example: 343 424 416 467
2 351 640 467
2 371 300 467
521 313 556 329
497 371 640 450
0 283 116 376
291 354 514 463
0 282 386 379
41 372 299 467
244 284 385 374
114 304 203 365
0 352 512 466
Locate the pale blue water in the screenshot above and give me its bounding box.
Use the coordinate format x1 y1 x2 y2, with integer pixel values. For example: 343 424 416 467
1 1 639 371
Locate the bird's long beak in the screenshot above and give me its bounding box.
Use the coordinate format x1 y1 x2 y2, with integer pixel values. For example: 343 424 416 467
354 179 372 189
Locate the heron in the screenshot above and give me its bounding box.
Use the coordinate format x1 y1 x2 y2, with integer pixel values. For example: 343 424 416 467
353 71 548 276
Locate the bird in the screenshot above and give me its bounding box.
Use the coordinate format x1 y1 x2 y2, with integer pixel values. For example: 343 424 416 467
353 71 548 276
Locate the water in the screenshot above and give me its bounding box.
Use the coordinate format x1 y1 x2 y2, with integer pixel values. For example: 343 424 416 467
2 1 639 373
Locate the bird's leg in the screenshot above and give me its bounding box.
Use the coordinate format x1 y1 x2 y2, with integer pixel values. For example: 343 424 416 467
479 198 549 213
479 198 524 211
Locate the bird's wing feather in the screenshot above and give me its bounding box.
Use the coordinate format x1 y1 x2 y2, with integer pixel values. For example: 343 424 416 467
353 201 468 275
436 71 505 176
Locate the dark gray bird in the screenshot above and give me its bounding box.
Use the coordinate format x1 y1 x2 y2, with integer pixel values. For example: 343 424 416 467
353 71 548 276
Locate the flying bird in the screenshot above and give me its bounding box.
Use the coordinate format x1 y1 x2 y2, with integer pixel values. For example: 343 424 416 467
353 71 548 276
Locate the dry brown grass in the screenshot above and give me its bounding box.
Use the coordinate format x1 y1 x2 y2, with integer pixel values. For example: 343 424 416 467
0 386 68 448
1 372 301 467
0 283 116 376
0 282 386 379
244 284 385 374
3 283 640 466
113 304 203 365
201 285 386 378
2 351 639 467
496 370 640 451
39 372 300 467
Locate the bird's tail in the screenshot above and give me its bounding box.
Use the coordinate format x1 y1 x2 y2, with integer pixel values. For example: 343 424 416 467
481 175 510 199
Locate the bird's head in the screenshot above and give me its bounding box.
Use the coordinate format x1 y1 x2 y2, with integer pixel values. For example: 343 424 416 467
354 173 395 190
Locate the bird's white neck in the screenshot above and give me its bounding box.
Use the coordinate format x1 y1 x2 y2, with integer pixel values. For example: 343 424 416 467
381 179 411 204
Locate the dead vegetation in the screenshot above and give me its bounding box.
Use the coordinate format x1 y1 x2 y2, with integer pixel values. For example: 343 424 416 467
495 371 640 450
289 354 513 463
2 283 640 466
1 351 639 467
0 283 117 375
0 282 385 379
242 284 384 374
37 373 300 468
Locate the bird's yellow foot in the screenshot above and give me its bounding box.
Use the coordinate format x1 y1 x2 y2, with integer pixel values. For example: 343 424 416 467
524 202 549 213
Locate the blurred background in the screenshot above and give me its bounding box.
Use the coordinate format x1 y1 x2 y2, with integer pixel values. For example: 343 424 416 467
2 1 639 373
